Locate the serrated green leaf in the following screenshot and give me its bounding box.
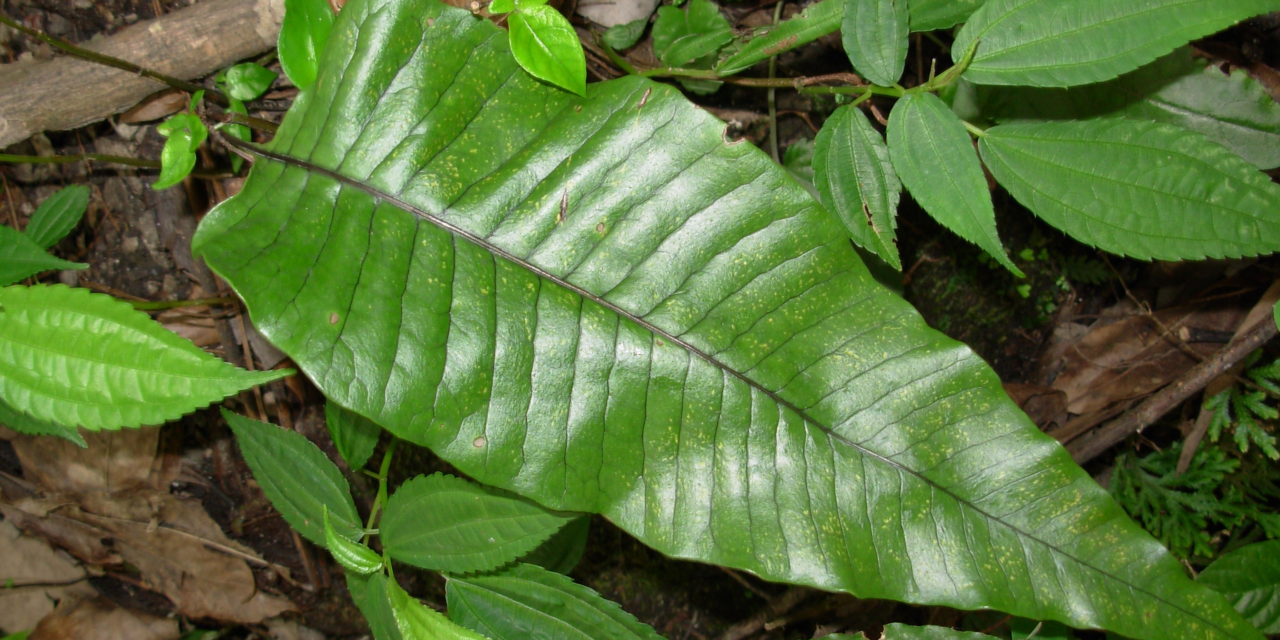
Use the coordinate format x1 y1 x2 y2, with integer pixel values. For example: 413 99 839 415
978 118 1280 261
0 225 87 286
0 397 86 447
602 18 647 50
25 185 88 249
1198 540 1280 633
222 63 278 102
224 410 361 545
346 571 404 640
325 399 381 469
965 48 1280 170
324 506 382 574
191 1 1260 637
381 474 573 573
814 105 901 269
279 0 335 91
387 577 489 640
953 0 1280 87
716 0 840 75
0 285 289 429
508 5 586 96
446 563 663 640
154 112 207 190
887 93 1021 275
907 0 983 31
882 624 994 639
842 0 908 87
652 0 733 67
519 514 588 574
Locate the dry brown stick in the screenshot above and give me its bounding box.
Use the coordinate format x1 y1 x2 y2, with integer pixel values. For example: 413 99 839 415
1069 315 1278 465
0 0 283 148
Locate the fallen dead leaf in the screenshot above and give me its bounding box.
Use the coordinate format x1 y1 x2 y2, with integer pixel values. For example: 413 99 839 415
0 520 94 633
29 594 179 640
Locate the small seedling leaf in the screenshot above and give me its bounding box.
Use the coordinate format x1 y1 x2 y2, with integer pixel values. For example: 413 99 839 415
223 409 361 545
1198 540 1280 633
0 285 289 429
979 118 1280 261
488 0 514 13
324 399 381 469
0 225 86 286
153 112 207 190
887 93 1021 275
446 563 664 640
24 185 88 249
279 0 335 90
386 578 489 640
507 5 586 96
602 18 647 50
954 0 1280 87
381 473 573 573
842 0 909 87
222 63 278 101
814 105 902 269
652 0 733 68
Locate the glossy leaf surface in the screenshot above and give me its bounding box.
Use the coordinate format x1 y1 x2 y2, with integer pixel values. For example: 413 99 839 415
963 49 1280 170
953 0 1280 87
225 410 362 544
279 0 335 90
979 118 1280 260
24 185 88 249
191 1 1257 637
154 111 207 190
507 5 586 96
887 93 1020 275
813 105 901 269
0 285 287 429
1198 540 1280 633
0 225 86 286
381 474 573 573
324 507 383 574
842 0 909 87
446 563 663 640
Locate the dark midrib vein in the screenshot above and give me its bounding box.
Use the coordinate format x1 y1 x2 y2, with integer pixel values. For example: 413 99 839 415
223 134 1228 633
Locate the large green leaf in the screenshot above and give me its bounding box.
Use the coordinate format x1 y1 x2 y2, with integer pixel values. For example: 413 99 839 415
978 118 1280 261
191 0 1258 637
907 0 983 31
813 105 902 269
1198 540 1280 633
446 563 664 639
380 473 573 573
0 285 288 429
961 49 1280 170
886 93 1021 275
953 0 1280 87
842 0 909 87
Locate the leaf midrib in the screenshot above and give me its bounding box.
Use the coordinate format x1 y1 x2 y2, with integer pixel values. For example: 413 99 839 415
223 133 1232 635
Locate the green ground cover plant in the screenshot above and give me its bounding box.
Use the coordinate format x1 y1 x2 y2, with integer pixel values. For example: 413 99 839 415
5 0 1280 637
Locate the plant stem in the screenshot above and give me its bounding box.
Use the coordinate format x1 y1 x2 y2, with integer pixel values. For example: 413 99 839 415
0 152 224 178
365 439 398 536
0 12 228 107
766 0 785 163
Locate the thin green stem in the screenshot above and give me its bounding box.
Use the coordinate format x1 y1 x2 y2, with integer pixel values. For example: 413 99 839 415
962 119 987 138
364 439 398 536
0 12 228 106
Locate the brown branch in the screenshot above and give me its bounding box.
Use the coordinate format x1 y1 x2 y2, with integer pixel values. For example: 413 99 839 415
1069 315 1278 464
0 0 283 148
